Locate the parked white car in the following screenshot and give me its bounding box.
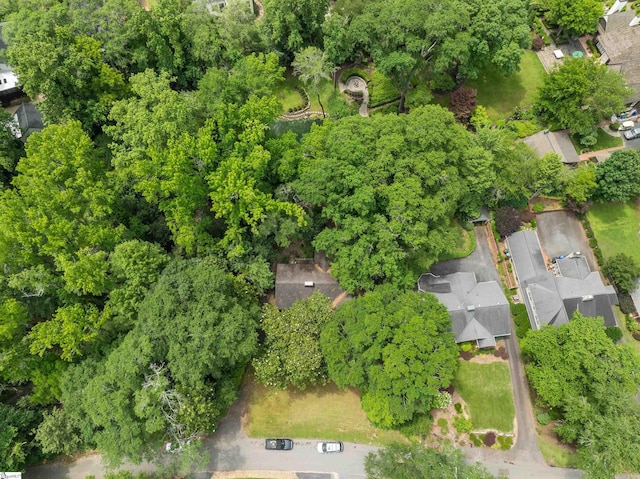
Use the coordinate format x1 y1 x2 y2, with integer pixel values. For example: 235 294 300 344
619 120 635 131
317 441 344 453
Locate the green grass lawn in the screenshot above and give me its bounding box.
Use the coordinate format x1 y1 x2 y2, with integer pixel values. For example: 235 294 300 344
245 375 406 446
537 437 580 468
452 360 515 432
277 76 306 113
570 128 623 153
587 201 640 264
466 51 547 121
438 222 476 261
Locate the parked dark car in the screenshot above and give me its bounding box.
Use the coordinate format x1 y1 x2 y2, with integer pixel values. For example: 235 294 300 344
265 438 294 450
624 127 640 140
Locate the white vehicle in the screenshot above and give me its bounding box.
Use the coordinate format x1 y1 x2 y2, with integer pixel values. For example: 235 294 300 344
317 441 344 453
619 120 635 131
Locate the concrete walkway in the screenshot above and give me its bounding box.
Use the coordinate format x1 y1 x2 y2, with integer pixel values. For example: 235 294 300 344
578 145 625 161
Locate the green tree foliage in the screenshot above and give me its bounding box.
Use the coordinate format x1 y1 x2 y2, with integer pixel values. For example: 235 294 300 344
521 312 640 478
7 30 125 130
294 106 493 292
324 0 530 102
542 0 602 37
262 0 329 59
494 206 522 237
59 257 260 467
529 152 564 198
107 240 169 326
35 407 84 456
604 253 640 295
535 58 631 137
0 121 124 299
365 443 499 479
594 149 640 203
0 403 41 471
253 292 333 390
320 286 458 428
292 47 335 117
564 162 597 209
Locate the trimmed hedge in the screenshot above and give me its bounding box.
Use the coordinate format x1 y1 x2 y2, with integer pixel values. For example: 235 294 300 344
368 70 401 108
512 303 531 339
341 67 371 84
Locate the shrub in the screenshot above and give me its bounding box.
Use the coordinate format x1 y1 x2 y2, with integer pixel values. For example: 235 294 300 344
532 36 545 51
497 435 513 450
604 253 640 294
433 391 453 409
512 303 531 339
605 326 623 342
368 70 400 108
494 206 523 237
610 122 620 131
453 416 473 433
341 67 370 84
460 342 474 352
532 203 545 213
469 433 484 447
508 119 541 138
626 314 639 333
589 238 597 248
449 86 477 125
536 412 551 425
460 350 472 361
438 417 449 434
399 413 433 438
454 402 463 414
484 431 496 446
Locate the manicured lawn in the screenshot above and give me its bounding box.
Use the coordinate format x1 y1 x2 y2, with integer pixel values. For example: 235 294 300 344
245 375 406 446
452 360 515 432
587 201 640 264
466 51 547 120
439 222 476 261
570 128 623 153
277 76 306 113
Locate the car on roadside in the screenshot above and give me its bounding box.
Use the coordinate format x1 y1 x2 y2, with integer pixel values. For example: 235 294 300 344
317 441 344 453
624 127 640 140
265 438 294 450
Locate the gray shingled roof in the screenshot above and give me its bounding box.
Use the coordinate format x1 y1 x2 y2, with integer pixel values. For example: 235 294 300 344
418 272 510 346
507 230 618 330
557 256 591 280
14 103 43 142
523 130 580 164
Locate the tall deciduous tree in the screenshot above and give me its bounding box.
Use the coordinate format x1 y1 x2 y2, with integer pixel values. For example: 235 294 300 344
521 312 640 478
0 121 124 298
253 292 333 390
365 443 499 479
564 162 597 210
594 149 640 203
292 47 335 117
294 105 492 292
535 58 631 138
543 0 602 37
320 285 458 428
604 253 640 295
262 0 329 59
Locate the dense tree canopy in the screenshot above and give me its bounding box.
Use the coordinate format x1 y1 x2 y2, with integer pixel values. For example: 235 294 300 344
541 0 602 37
320 285 458 427
535 58 631 137
253 292 333 390
365 443 499 479
47 257 260 467
594 149 640 203
295 105 495 292
521 312 640 478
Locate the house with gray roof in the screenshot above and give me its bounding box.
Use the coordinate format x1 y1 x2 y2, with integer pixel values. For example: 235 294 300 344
506 230 618 329
275 252 349 310
523 130 580 165
12 102 43 143
418 272 510 348
595 6 640 103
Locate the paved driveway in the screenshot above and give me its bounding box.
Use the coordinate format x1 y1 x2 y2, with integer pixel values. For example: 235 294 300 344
430 225 499 282
535 211 598 271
